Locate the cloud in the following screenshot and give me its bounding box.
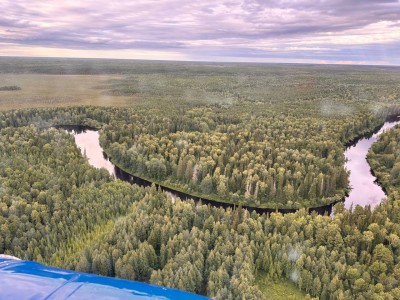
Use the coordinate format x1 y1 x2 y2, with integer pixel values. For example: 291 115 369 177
0 0 399 64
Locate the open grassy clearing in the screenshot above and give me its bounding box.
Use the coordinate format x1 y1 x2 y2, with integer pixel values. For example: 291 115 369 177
256 272 306 300
0 74 133 110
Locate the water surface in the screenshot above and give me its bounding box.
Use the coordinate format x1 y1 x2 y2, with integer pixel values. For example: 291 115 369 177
344 117 400 209
73 130 116 177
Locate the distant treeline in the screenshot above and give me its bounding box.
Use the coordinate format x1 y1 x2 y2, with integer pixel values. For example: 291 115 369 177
0 85 21 91
3 57 399 75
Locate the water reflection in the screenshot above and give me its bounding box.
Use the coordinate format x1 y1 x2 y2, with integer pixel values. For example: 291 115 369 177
73 130 116 177
344 116 400 209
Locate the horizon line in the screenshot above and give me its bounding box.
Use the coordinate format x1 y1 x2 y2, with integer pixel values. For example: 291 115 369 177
1 55 399 68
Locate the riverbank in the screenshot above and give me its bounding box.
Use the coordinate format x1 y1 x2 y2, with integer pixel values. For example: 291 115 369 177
58 114 399 215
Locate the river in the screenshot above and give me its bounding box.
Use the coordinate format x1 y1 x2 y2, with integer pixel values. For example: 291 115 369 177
344 115 400 209
62 116 400 214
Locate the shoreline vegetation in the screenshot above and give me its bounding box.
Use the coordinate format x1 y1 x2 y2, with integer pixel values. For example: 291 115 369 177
98 113 397 211
368 123 400 196
58 113 397 214
100 136 344 213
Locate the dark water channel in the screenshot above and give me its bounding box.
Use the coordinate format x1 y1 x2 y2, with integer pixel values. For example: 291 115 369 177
61 116 400 215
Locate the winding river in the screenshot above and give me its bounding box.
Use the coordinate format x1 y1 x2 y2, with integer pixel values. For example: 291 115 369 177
62 116 400 214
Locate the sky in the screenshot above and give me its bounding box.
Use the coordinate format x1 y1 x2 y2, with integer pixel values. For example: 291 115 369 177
1 0 400 65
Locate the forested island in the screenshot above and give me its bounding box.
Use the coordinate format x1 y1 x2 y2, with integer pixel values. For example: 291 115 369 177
1 58 400 299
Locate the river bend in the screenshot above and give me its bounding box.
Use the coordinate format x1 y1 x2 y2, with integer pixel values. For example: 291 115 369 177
62 116 400 214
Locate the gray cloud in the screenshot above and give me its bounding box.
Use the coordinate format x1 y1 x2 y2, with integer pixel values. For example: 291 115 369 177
0 0 399 64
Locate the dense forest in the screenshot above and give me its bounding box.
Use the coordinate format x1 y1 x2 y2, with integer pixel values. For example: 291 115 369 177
1 60 400 299
0 105 399 299
0 124 141 261
100 108 378 208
